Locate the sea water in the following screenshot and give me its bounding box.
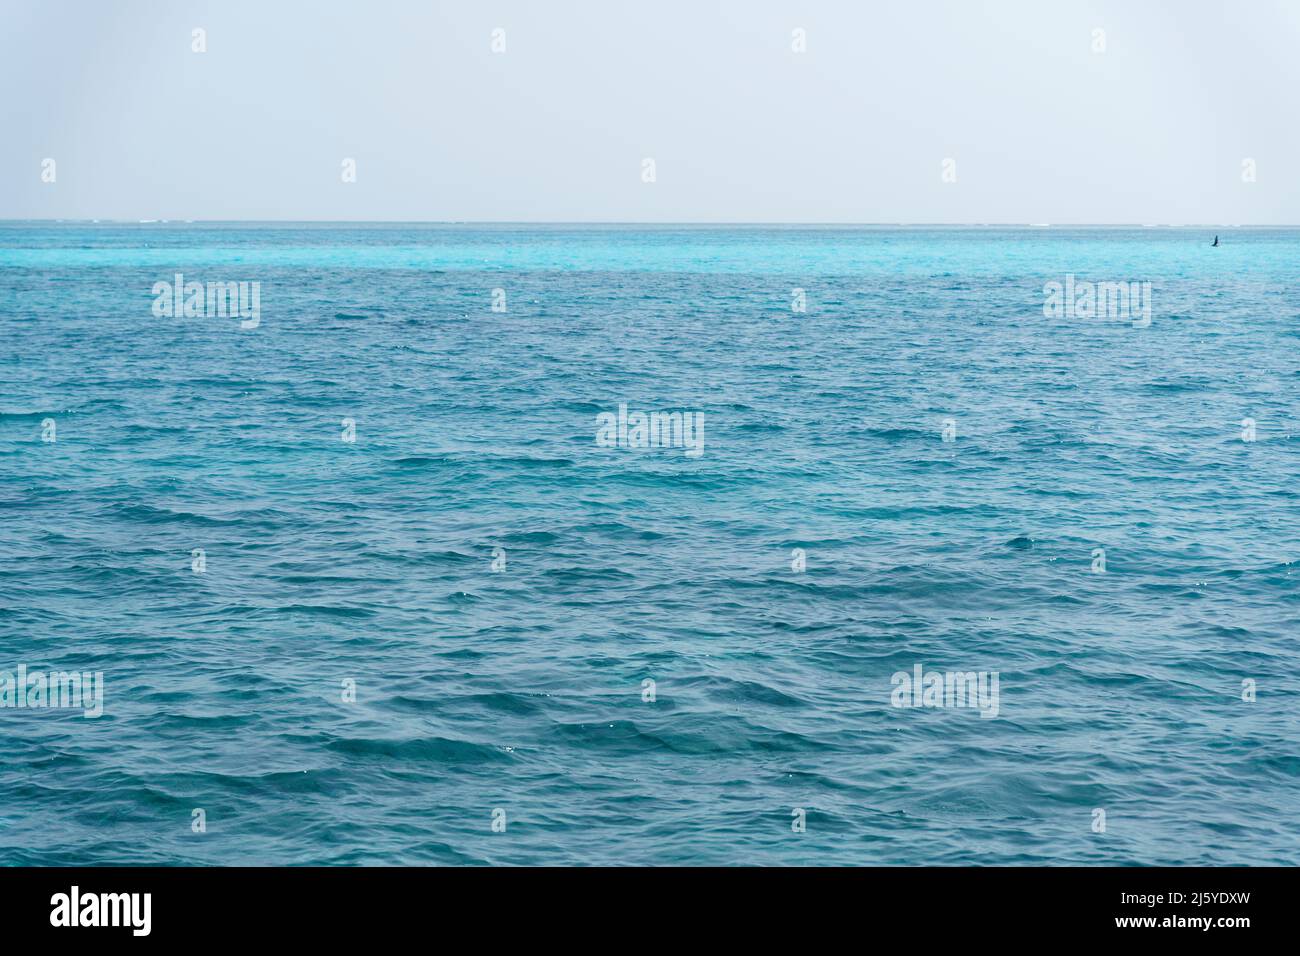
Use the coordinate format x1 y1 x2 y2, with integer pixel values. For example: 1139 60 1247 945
1 223 1297 864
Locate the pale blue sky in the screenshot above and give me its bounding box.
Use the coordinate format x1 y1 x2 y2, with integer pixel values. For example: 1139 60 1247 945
2 0 1296 222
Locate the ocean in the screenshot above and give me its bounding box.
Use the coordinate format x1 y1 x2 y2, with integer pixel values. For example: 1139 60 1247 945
1 222 1297 865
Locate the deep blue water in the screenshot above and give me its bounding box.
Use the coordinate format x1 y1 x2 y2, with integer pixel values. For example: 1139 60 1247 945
1 223 1297 865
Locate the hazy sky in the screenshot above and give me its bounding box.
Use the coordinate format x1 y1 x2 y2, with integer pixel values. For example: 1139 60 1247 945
2 0 1297 222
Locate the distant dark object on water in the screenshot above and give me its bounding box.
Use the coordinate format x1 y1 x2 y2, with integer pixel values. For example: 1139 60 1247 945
1212 235 1220 247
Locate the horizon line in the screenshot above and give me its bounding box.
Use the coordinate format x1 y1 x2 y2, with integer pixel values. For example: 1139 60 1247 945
0 219 1290 228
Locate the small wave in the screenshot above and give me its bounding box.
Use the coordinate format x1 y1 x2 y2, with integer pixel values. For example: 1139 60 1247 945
326 735 511 763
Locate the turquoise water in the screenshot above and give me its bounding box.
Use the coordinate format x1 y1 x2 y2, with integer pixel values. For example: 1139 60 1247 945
1 223 1297 865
